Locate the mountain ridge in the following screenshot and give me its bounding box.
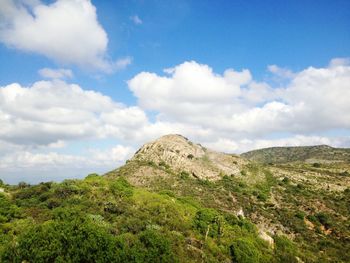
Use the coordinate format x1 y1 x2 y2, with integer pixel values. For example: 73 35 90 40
241 144 350 164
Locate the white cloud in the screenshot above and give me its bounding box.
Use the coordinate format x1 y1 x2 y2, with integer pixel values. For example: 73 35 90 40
204 135 348 154
89 145 135 165
0 144 134 172
113 57 133 71
130 15 142 25
0 151 85 170
38 68 73 79
128 59 350 136
0 80 147 146
0 0 128 72
268 64 295 79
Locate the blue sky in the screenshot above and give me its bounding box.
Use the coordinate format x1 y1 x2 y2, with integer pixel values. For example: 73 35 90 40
0 0 349 183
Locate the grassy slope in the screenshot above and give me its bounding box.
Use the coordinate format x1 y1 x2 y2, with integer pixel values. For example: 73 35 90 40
107 159 350 262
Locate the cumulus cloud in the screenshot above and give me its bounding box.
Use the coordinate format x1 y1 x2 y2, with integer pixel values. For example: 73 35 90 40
128 59 350 136
0 145 134 170
0 0 128 72
88 145 135 166
0 80 148 146
204 135 348 154
38 68 73 79
0 151 85 170
267 65 295 79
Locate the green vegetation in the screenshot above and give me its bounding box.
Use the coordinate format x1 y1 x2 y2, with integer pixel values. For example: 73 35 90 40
1 141 350 262
0 171 307 263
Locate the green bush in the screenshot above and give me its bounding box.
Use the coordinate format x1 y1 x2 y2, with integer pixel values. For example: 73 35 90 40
2 217 117 263
114 230 176 263
193 208 218 235
0 194 21 223
230 238 261 263
179 171 190 179
282 177 290 184
312 163 321 168
110 177 133 198
85 173 100 179
54 181 82 199
295 211 305 219
315 212 332 228
274 235 298 263
339 171 349 177
138 229 175 262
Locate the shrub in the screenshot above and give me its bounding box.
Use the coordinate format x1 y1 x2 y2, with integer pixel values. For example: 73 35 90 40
274 235 298 263
114 230 176 263
159 161 170 169
339 171 349 177
315 212 332 228
256 192 268 202
54 181 82 199
0 194 21 223
306 214 317 223
179 171 190 179
312 163 321 168
85 173 100 179
187 154 194 160
193 208 219 237
110 177 133 198
2 218 118 262
17 181 30 189
282 177 290 184
230 238 261 263
138 229 175 262
295 211 305 220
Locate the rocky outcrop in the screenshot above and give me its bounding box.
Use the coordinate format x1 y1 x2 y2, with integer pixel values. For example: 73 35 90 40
131 134 246 181
258 230 274 248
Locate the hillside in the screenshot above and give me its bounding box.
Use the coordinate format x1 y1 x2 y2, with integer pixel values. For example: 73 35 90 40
241 145 350 164
1 135 350 262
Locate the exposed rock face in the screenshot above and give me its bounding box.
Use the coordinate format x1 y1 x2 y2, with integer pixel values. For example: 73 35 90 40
258 230 274 248
236 208 245 218
131 134 246 181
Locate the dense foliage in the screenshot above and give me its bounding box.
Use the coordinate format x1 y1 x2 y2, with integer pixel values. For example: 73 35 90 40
0 174 282 262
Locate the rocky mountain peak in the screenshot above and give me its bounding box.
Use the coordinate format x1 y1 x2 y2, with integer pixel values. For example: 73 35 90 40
132 134 246 180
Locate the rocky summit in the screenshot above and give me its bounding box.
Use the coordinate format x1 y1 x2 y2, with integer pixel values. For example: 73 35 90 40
131 134 246 180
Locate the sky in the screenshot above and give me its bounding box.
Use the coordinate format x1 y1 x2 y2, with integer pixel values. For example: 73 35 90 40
0 0 349 184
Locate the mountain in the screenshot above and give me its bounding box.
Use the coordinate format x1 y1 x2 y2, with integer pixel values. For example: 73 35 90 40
241 145 350 164
1 135 350 262
113 134 246 183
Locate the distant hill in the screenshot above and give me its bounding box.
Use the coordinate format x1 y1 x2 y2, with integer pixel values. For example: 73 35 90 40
241 145 350 164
